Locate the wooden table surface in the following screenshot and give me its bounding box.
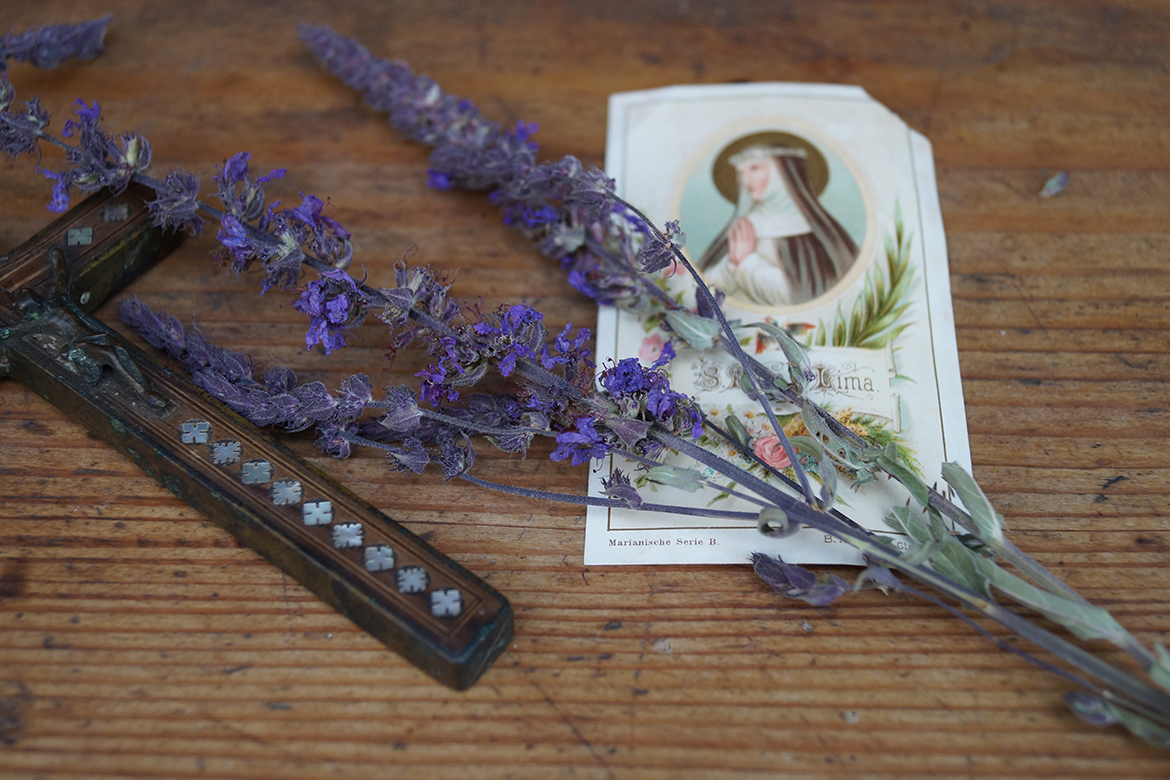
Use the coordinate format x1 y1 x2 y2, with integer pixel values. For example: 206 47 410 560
1 2 1168 777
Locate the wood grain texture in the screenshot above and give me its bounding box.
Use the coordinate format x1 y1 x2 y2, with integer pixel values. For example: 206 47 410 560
1 1 1168 776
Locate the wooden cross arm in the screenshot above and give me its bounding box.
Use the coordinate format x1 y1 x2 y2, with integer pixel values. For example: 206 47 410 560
0 183 513 689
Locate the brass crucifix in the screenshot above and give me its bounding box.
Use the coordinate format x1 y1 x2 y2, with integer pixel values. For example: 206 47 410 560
0 182 513 689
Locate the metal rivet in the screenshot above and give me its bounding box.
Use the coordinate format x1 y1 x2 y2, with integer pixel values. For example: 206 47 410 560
396 566 429 595
78 291 91 305
430 588 463 617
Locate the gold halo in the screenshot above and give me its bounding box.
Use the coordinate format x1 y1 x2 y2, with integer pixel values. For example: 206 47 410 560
712 131 829 203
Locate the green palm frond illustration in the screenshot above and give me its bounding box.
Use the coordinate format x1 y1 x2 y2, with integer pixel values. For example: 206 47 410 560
811 202 915 350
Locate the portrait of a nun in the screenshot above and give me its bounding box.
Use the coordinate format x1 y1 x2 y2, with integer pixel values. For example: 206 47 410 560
697 140 859 307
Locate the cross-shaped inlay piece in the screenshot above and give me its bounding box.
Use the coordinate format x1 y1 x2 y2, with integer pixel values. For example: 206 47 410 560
430 588 463 618
240 459 273 485
331 523 364 549
66 226 93 246
101 201 130 222
179 419 211 444
270 479 303 506
302 500 333 526
209 440 241 465
396 566 430 594
363 544 396 572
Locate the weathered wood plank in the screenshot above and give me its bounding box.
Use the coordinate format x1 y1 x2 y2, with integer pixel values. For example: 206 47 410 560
2 1 1170 777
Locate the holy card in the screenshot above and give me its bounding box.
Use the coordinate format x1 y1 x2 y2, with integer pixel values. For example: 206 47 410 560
585 83 970 565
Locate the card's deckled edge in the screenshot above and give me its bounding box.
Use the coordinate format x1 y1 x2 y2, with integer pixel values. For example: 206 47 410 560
909 129 973 473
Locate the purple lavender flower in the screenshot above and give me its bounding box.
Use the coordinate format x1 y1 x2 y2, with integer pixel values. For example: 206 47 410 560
118 296 187 359
377 386 422 435
601 470 643 509
117 297 391 442
290 192 352 269
550 416 610 466
293 267 368 354
596 343 701 441
40 168 73 213
335 374 374 420
601 357 651 396
750 552 851 607
472 303 546 377
0 16 110 71
635 221 685 274
256 219 306 293
216 214 263 272
213 151 286 222
37 99 151 211
300 26 655 311
0 75 49 159
146 169 203 233
436 432 475 479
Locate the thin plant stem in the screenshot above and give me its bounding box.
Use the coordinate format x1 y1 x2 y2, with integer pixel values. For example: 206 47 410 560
455 471 759 521
612 194 816 506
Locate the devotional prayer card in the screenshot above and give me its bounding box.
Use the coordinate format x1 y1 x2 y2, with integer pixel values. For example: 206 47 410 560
584 83 970 566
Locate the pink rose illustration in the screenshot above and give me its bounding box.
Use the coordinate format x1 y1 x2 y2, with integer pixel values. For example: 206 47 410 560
753 433 791 470
639 333 666 363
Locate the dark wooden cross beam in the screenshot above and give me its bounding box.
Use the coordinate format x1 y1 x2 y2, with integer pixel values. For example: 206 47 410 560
0 183 513 689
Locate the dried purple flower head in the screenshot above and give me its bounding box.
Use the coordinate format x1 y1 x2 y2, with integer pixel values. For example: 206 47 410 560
596 342 700 441
146 169 203 233
294 267 369 354
436 432 475 479
377 386 422 435
117 297 390 443
216 213 262 272
0 74 49 159
601 470 643 509
635 230 675 274
39 99 151 212
550 416 610 466
0 15 110 71
750 552 851 607
472 303 547 377
117 295 187 359
213 151 286 222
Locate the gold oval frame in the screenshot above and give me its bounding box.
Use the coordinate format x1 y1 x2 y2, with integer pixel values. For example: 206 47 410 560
670 118 878 317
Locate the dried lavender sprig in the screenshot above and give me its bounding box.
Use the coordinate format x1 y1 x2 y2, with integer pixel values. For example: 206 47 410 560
117 296 373 455
0 15 110 71
296 27 821 500
124 285 1170 726
299 25 668 317
1 77 357 306
288 35 1170 709
454 471 760 521
0 74 49 159
204 211 1170 714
